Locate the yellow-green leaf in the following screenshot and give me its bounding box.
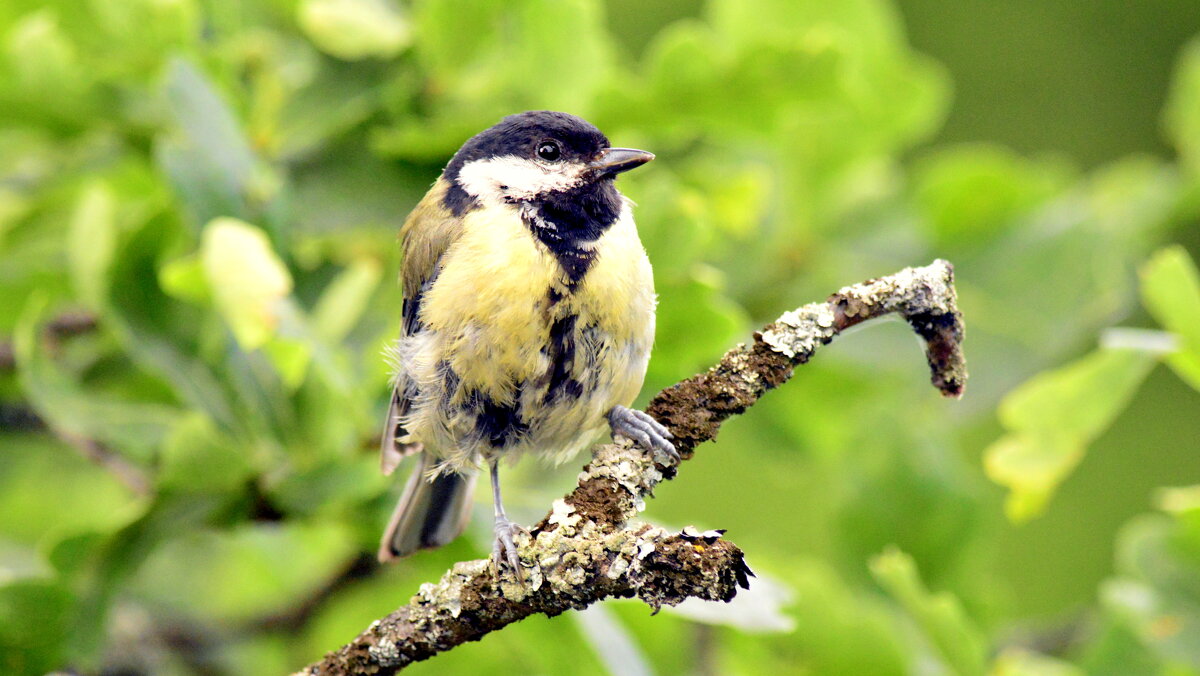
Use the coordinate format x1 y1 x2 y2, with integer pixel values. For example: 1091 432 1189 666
984 434 1084 522
158 413 252 493
67 181 118 311
1155 484 1200 516
263 335 311 389
5 11 81 91
298 0 411 61
998 348 1157 441
1164 38 1200 173
200 217 293 350
986 348 1157 522
311 257 382 343
870 547 986 676
1140 245 1200 391
158 254 210 304
989 648 1085 676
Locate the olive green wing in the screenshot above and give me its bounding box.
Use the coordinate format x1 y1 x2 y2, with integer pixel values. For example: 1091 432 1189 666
380 179 465 474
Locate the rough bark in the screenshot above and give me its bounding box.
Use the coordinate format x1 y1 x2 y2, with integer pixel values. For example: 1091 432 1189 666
298 259 966 675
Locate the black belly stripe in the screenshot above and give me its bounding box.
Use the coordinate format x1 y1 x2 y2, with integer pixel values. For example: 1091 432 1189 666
544 314 583 403
460 313 585 449
467 390 529 448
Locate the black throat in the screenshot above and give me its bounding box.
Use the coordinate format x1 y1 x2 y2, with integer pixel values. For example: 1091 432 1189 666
521 180 622 283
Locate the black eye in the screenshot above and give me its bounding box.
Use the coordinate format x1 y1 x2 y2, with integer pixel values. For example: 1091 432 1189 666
536 141 561 162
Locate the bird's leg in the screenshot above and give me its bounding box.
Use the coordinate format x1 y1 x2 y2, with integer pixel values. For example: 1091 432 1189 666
607 405 678 463
489 456 526 576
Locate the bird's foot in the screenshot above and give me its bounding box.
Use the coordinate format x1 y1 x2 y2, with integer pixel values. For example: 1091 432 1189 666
607 405 678 463
491 516 529 578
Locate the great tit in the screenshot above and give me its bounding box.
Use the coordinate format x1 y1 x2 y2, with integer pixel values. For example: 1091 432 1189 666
378 111 674 572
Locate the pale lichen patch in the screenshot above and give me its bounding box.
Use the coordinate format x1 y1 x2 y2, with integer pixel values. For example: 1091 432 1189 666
368 637 401 666
760 304 837 359
547 499 581 534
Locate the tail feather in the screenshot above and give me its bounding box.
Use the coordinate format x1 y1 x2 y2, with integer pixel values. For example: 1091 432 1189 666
377 451 478 562
380 387 421 476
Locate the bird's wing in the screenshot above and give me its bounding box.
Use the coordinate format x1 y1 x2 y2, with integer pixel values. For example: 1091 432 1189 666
381 179 465 475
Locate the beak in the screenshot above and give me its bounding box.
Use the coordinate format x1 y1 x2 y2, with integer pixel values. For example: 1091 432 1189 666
588 147 655 178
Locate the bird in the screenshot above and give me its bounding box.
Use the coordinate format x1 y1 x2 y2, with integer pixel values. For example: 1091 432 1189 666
377 111 675 573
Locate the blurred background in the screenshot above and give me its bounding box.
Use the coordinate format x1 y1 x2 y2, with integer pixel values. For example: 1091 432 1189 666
2 0 1199 674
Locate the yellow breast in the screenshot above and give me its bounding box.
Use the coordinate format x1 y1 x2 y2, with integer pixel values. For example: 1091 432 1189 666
418 201 655 407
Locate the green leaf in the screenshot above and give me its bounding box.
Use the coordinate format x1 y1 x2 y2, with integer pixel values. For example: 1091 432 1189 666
263 333 312 389
4 10 86 95
157 412 253 494
0 434 144 547
410 0 506 80
0 580 74 676
998 348 1156 441
85 0 200 69
104 311 239 433
96 213 241 431
56 492 227 666
707 0 904 54
269 455 388 516
1140 245 1200 391
500 0 612 112
1156 485 1200 517
273 64 379 160
983 435 1082 522
1165 38 1200 174
730 560 910 675
132 520 357 622
297 0 411 61
379 0 612 159
155 58 260 226
985 348 1158 522
15 294 180 462
870 547 987 676
913 145 1075 249
157 253 210 304
989 649 1086 676
1102 513 1200 667
311 257 382 343
67 180 118 311
200 217 293 350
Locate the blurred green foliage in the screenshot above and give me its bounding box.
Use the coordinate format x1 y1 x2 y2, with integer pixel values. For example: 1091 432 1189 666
1 0 1199 674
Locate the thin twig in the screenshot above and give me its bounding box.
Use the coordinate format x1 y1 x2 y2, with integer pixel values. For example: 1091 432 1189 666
1 311 151 495
0 310 98 371
55 430 152 497
298 260 966 675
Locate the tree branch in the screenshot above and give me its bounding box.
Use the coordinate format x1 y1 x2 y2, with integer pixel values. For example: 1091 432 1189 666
298 259 966 675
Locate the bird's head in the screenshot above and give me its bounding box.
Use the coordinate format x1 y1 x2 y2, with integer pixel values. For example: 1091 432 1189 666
442 111 653 214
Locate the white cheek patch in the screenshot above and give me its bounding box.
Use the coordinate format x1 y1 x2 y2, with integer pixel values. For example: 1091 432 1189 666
457 155 585 202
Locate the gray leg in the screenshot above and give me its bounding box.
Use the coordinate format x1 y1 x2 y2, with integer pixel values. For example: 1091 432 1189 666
489 457 526 576
607 405 677 462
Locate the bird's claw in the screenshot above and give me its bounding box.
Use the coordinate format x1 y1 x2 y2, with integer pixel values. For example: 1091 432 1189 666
492 517 528 579
607 405 678 463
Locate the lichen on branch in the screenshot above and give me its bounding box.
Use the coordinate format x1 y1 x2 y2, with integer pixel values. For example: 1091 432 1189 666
298 259 966 676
